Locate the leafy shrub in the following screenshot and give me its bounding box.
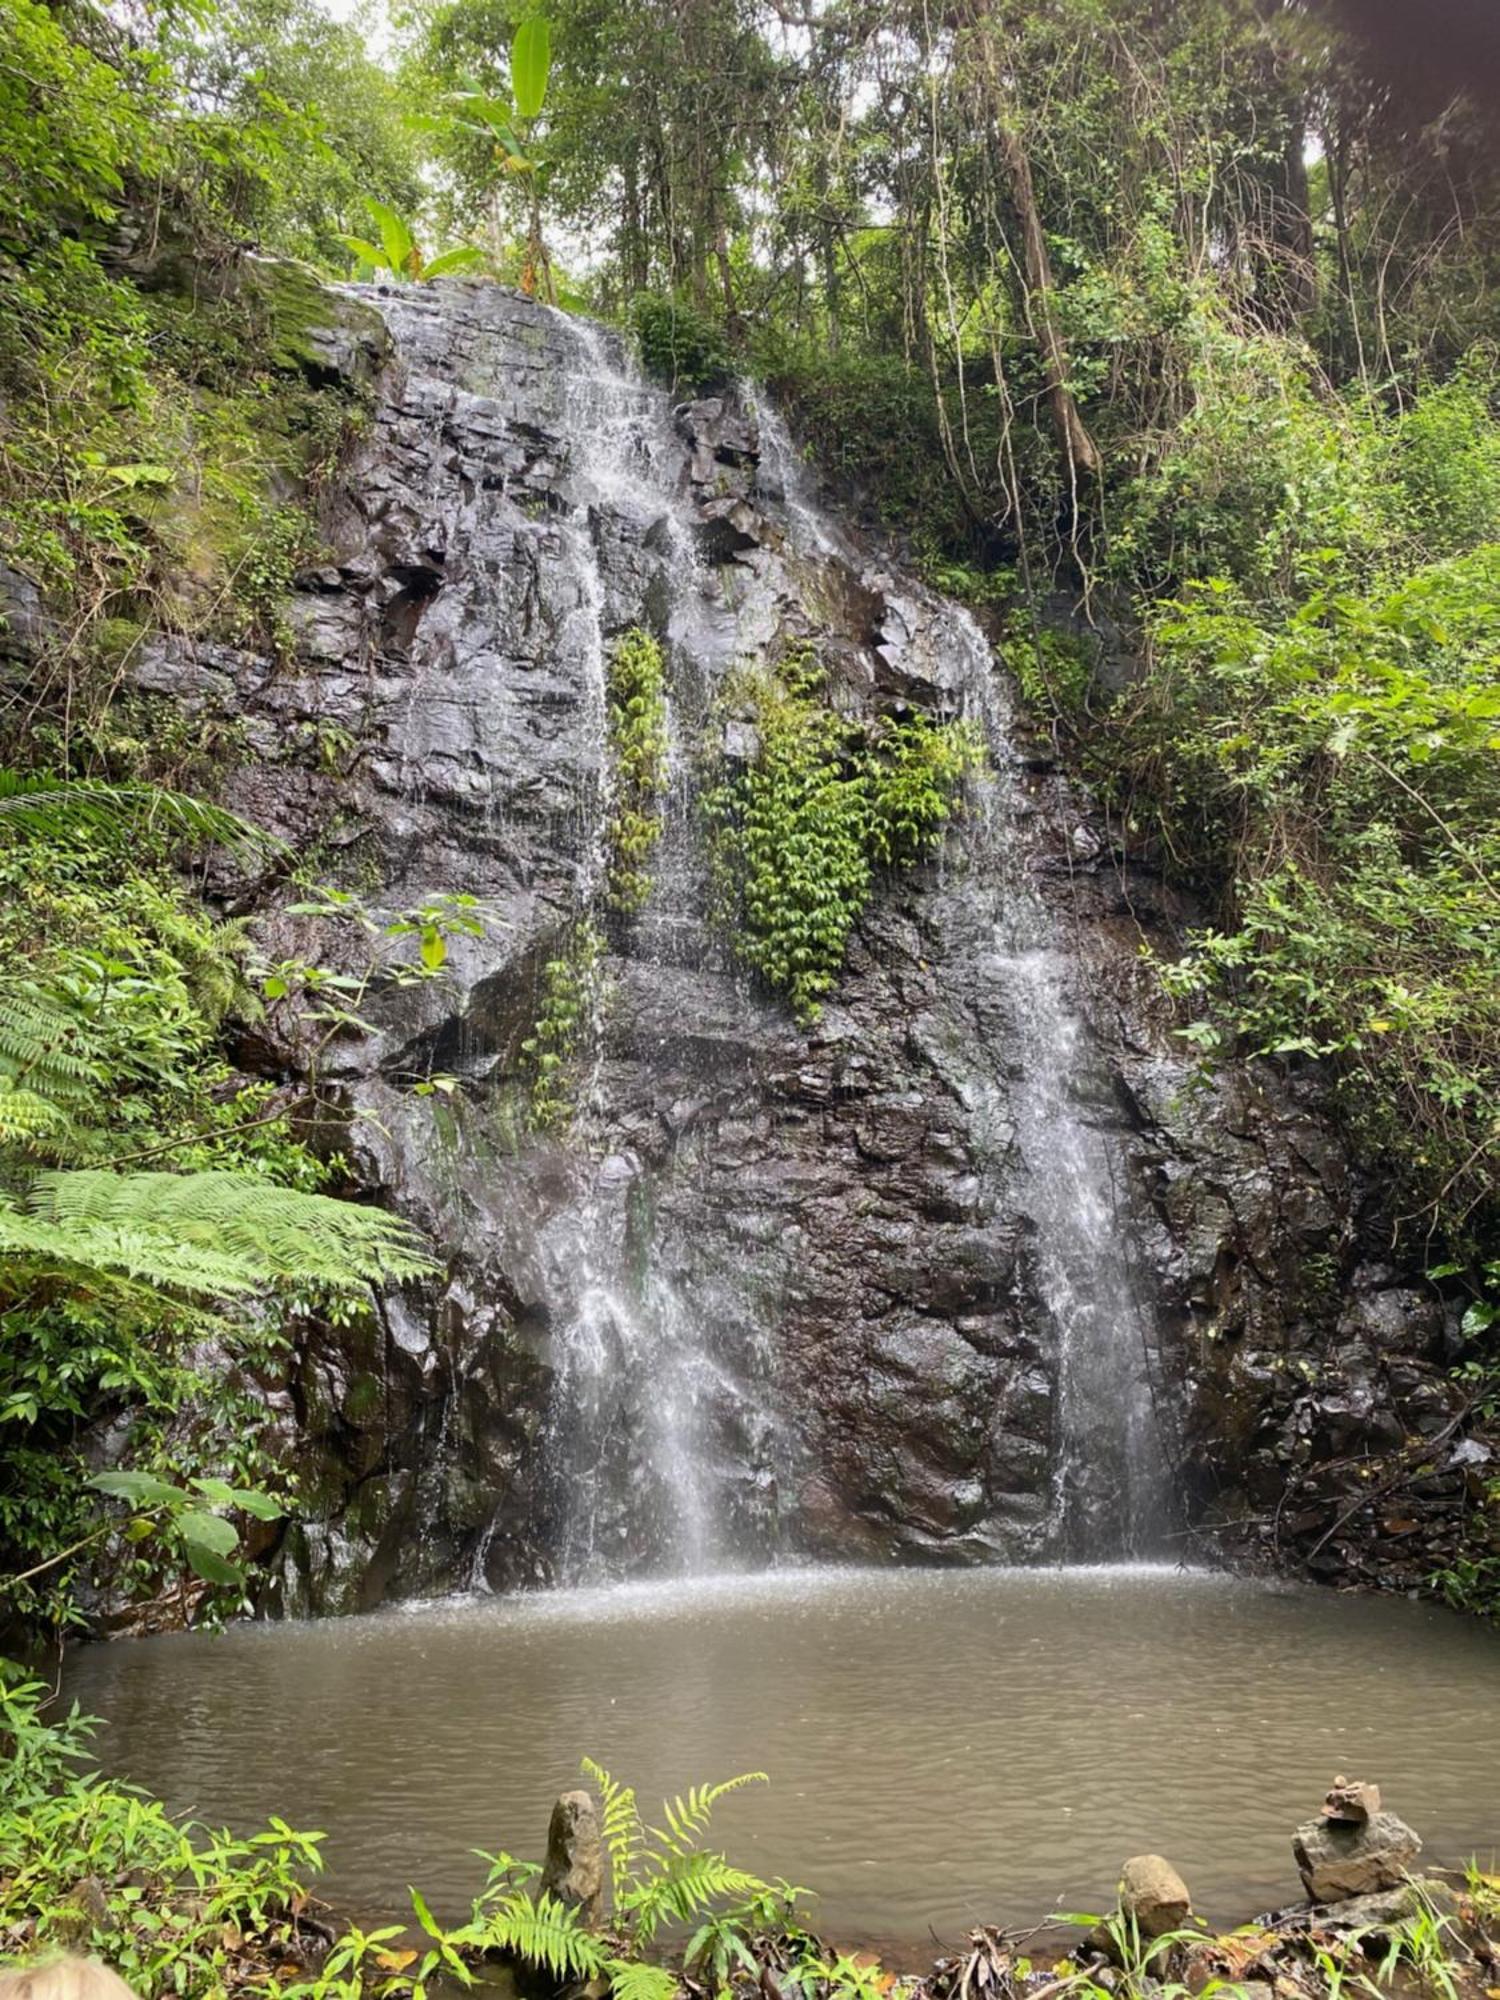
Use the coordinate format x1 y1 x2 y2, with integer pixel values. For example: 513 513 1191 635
520 919 605 1128
631 294 733 394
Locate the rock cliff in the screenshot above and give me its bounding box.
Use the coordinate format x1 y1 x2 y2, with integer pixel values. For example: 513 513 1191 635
14 275 1474 1612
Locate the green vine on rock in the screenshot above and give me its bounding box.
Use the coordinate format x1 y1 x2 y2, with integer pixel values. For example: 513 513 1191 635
520 919 604 1130
704 647 984 1024
605 628 669 916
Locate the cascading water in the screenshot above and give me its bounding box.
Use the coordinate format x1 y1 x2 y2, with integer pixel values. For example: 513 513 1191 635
353 284 1171 1593
750 391 1169 1557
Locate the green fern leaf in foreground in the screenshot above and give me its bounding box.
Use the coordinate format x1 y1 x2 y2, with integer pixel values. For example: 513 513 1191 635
0 770 279 856
7 1171 433 1294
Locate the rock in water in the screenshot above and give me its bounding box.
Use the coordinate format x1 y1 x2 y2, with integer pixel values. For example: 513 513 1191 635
1120 1855 1193 1936
1293 1809 1421 1901
540 1789 605 1924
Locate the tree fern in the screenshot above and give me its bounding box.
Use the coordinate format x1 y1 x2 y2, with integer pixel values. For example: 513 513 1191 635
0 770 278 856
0 1200 267 1296
15 1171 433 1292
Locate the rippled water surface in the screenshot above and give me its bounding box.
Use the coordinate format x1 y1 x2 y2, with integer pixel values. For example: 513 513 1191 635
66 1567 1500 1950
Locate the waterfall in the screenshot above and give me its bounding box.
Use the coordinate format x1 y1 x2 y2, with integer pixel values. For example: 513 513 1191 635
749 392 1169 1558
362 286 1170 1591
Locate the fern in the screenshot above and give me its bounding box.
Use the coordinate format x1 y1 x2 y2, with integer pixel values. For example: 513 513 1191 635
581 1760 772 1951
15 1171 434 1292
477 1889 608 1981
655 1773 768 1857
582 1755 644 1902
605 1959 679 2000
0 1201 267 1296
0 771 277 856
623 1850 770 1947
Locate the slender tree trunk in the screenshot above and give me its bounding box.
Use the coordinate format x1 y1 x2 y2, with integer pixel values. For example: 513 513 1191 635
968 10 1101 481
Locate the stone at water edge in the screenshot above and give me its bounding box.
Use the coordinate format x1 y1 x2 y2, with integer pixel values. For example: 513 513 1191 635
1119 1855 1194 1937
1293 1805 1421 1902
540 1789 605 1926
1321 1777 1381 1825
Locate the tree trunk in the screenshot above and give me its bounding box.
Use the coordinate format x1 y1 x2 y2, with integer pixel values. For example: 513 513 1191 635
968 10 1101 481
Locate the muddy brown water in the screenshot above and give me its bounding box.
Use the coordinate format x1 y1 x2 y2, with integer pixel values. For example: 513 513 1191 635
64 1566 1500 1954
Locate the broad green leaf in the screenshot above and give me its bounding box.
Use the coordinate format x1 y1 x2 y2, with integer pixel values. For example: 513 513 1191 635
88 1469 184 1509
423 245 484 278
338 235 386 271
175 1509 239 1557
184 1544 244 1588
510 14 551 121
366 198 416 279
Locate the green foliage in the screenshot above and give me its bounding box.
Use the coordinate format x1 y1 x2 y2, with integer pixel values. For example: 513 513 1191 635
520 919 605 1128
0 1665 330 1994
604 627 670 915
339 198 483 282
578 1759 771 1950
0 800 454 1638
705 651 983 1022
632 295 733 394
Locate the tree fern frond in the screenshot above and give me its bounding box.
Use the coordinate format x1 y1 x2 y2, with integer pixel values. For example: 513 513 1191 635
0 984 106 1101
19 1171 435 1290
0 1203 263 1295
582 1757 643 1901
0 770 280 856
606 1958 679 2000
479 1890 608 1981
0 1082 81 1150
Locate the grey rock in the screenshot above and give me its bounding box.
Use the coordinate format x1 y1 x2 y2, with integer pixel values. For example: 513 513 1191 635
1119 1854 1193 1937
540 1789 605 1924
1293 1809 1422 1901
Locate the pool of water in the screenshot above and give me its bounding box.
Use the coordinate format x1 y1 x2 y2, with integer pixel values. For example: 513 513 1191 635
64 1565 1500 1953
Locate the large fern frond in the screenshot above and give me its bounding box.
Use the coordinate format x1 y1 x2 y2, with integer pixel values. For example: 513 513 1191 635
0 984 106 1103
623 1852 771 1947
479 1890 608 1981
0 1201 264 1296
15 1171 434 1291
654 1773 768 1858
582 1757 644 1902
0 771 278 856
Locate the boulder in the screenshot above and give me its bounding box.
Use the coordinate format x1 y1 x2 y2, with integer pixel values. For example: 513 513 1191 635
1120 1854 1193 1937
1293 1809 1421 1901
540 1789 605 1925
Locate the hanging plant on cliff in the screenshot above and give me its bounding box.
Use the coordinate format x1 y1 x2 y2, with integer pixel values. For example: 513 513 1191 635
704 647 984 1024
604 627 670 916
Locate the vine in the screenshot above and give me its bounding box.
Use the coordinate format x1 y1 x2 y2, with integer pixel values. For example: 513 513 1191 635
604 627 670 915
704 647 983 1024
520 918 605 1129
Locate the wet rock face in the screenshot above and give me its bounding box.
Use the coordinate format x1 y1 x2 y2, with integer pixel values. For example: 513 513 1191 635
48 274 1469 1611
